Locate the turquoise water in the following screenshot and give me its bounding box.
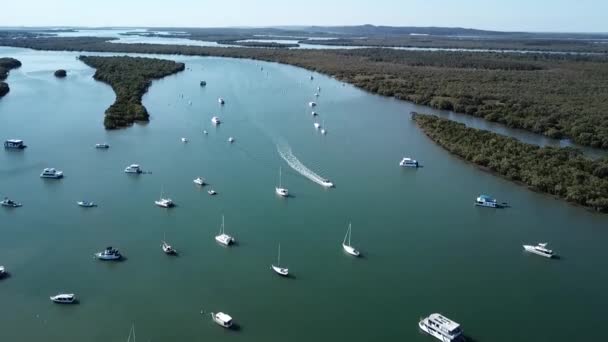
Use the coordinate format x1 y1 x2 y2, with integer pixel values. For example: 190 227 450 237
1 47 608 342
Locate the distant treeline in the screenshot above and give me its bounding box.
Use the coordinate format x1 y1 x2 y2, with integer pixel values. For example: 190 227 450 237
0 57 22 97
2 36 608 148
413 114 608 212
79 56 185 129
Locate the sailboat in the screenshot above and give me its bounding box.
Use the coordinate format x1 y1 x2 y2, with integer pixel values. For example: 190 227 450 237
275 167 289 197
342 223 360 257
154 186 174 208
215 215 235 246
127 323 136 342
161 232 177 254
320 119 327 135
271 243 289 276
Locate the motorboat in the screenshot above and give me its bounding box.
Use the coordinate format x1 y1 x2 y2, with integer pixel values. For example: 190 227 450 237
311 111 318 116
4 139 27 149
40 168 63 179
193 177 206 186
50 293 76 304
399 157 419 168
309 102 317 107
181 137 188 143
218 98 225 105
208 190 217 195
211 312 233 328
95 143 110 149
211 116 221 125
77 201 96 208
271 244 289 276
342 223 360 257
95 246 122 260
475 194 501 208
523 242 555 258
314 122 321 129
162 241 177 255
321 179 334 188
124 164 142 174
419 313 464 342
228 137 235 143
1 197 22 208
275 167 288 197
215 215 235 246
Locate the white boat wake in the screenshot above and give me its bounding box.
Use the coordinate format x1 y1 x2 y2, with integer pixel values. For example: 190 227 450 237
277 143 333 187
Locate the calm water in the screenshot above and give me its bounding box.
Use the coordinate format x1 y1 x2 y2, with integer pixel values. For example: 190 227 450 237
1 47 608 342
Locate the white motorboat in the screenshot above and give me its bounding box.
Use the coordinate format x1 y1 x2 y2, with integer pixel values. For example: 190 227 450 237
342 223 360 257
475 194 501 208
4 139 27 149
311 111 318 116
215 215 235 246
181 137 188 143
40 168 63 179
314 122 321 129
211 312 233 328
193 177 206 186
419 313 464 342
77 201 96 208
124 164 142 174
271 244 289 276
228 137 235 143
275 167 289 197
50 293 76 304
218 98 225 105
399 157 419 168
208 190 217 196
321 179 334 188
309 101 317 107
95 246 122 260
523 242 555 258
95 143 110 149
211 116 221 125
1 197 22 208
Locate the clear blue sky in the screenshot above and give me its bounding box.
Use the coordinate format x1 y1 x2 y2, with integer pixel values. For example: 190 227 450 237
3 0 606 33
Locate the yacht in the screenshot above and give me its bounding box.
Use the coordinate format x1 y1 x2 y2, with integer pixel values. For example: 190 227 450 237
311 111 318 116
40 168 63 179
50 293 76 304
321 179 334 188
95 143 110 149
271 244 289 276
342 223 360 257
275 167 289 197
399 157 419 168
211 312 233 328
218 98 225 105
419 313 464 342
193 177 206 186
4 139 27 149
77 201 96 208
211 116 221 125
309 102 317 107
95 247 122 260
162 241 177 255
215 215 235 246
314 122 321 129
228 137 235 143
181 137 188 143
523 242 555 258
124 164 142 174
208 189 217 195
475 194 500 208
1 197 22 208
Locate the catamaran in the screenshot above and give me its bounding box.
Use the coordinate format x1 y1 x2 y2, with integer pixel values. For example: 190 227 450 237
419 313 464 341
155 187 174 208
271 244 289 276
215 215 235 246
275 167 289 197
342 223 360 257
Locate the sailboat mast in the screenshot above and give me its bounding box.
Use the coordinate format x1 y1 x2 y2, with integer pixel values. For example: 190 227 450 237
348 224 352 246
279 167 282 187
278 243 281 267
221 215 225 234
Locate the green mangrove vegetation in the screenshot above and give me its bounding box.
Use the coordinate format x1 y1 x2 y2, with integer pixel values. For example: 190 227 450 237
413 114 608 212
79 56 185 129
0 57 22 97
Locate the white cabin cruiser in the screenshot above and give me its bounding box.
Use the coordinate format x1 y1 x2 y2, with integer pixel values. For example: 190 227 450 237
50 293 76 304
211 312 233 328
95 143 110 149
77 201 96 208
271 244 289 276
211 116 221 125
342 223 360 257
124 164 142 174
193 177 206 186
475 195 501 208
40 168 63 179
1 197 22 208
309 101 317 107
95 247 122 260
523 242 554 258
215 216 235 246
419 313 464 342
399 157 419 168
4 139 27 149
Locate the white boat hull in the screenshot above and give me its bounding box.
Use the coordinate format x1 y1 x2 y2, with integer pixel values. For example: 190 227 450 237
215 234 234 246
271 265 289 276
523 245 553 258
343 243 360 257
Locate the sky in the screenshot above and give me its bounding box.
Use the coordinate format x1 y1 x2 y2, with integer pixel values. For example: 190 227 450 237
2 0 606 33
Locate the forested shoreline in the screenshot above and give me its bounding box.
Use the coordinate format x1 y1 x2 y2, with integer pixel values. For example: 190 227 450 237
0 57 22 97
1 36 608 148
413 114 608 212
79 56 185 129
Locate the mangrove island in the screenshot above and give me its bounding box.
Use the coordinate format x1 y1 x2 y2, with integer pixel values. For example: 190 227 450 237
0 57 22 98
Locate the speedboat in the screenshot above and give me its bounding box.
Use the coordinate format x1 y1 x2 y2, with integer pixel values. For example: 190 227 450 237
77 201 96 208
124 164 142 174
523 242 555 258
95 143 110 149
50 293 76 304
419 313 464 341
215 216 235 246
311 111 318 116
161 241 177 255
4 139 27 149
40 168 63 179
399 157 419 168
314 122 321 129
211 116 221 125
218 98 225 105
321 179 334 188
181 137 188 143
228 137 235 143
309 102 317 107
475 194 501 208
155 198 174 208
211 312 233 328
208 190 217 196
193 177 206 186
1 197 22 208
95 247 122 261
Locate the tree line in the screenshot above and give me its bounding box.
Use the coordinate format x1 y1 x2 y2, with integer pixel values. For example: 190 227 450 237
0 57 22 97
